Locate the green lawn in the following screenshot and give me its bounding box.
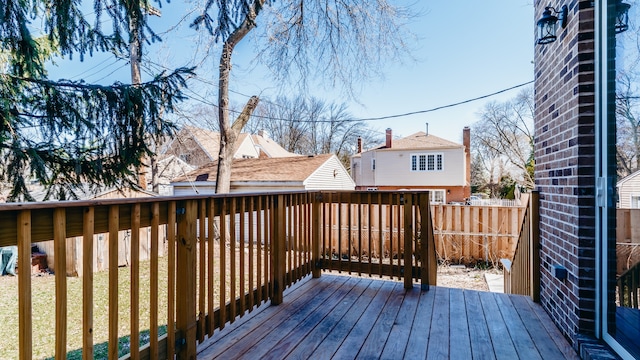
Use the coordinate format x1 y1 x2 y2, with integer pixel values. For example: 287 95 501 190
0 259 169 360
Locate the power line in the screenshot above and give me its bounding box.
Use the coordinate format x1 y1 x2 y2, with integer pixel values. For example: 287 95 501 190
72 58 124 81
93 63 128 83
142 59 534 123
352 80 535 121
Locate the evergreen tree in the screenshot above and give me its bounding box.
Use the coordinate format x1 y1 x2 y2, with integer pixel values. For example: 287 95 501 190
0 0 191 201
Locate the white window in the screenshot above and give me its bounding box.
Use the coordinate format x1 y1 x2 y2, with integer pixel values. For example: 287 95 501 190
411 153 443 171
631 195 640 208
431 190 446 203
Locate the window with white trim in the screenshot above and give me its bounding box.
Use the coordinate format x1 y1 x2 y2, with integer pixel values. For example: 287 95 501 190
411 153 443 171
431 190 445 203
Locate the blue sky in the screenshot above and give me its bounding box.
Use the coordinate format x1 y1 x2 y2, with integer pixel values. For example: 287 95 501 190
49 1 535 144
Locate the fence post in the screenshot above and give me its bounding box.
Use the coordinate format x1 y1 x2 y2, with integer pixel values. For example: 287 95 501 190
530 190 540 302
312 192 323 278
403 193 413 289
272 195 286 305
176 200 197 359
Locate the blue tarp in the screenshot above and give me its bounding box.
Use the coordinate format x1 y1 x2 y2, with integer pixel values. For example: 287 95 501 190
0 246 17 276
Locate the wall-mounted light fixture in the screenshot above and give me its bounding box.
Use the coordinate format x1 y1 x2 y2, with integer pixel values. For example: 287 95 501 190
537 5 568 45
615 0 632 34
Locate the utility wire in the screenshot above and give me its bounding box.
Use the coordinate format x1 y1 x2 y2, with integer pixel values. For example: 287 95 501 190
143 59 534 123
352 80 535 121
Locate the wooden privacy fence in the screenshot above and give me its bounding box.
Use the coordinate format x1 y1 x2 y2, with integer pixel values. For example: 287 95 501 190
616 208 640 275
501 191 540 301
430 194 528 265
0 190 435 359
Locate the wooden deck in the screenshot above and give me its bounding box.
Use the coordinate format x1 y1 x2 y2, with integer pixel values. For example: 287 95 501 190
614 306 640 358
197 274 579 359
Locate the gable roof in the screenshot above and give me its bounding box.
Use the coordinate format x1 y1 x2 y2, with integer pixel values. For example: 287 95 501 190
251 134 298 158
172 154 335 183
375 131 462 151
177 125 250 160
167 125 297 161
617 169 640 187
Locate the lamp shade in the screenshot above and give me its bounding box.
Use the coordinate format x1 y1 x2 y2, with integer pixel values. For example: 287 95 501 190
615 1 631 34
537 7 558 44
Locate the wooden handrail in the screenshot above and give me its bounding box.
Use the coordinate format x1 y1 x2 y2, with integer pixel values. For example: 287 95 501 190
1 190 437 359
502 190 540 301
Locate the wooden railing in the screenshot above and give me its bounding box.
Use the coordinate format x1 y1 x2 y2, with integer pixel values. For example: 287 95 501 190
0 190 435 359
501 191 540 301
317 191 437 289
618 261 640 308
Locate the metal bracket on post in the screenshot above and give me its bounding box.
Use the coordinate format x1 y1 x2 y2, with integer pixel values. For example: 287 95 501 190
595 177 606 208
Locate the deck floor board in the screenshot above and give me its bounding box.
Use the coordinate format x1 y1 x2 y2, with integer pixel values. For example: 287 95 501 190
197 274 580 360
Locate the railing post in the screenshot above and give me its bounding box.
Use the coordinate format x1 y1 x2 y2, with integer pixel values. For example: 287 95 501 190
53 208 67 360
418 193 433 291
403 193 413 289
176 200 197 359
530 190 540 302
17 210 32 360
312 192 323 278
272 195 286 305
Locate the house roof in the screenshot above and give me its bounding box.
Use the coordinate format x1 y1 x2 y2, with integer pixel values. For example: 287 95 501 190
377 131 462 150
251 135 298 158
179 125 250 160
617 169 640 187
172 154 335 183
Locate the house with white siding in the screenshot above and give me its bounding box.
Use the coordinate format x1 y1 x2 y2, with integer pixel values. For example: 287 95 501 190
171 154 355 195
617 169 640 208
350 127 471 203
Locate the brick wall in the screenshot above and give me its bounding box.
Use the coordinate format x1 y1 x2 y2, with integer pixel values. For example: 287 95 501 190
534 0 597 347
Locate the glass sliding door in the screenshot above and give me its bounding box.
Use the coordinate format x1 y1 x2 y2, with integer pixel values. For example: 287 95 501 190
598 1 640 358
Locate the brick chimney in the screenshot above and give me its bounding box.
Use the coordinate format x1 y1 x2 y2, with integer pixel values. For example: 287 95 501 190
357 137 362 153
463 126 471 198
385 128 392 148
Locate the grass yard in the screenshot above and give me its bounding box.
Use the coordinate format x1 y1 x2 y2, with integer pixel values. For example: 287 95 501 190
0 258 169 360
0 240 262 359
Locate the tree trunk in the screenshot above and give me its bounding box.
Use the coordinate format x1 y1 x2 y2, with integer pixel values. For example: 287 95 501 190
214 1 265 194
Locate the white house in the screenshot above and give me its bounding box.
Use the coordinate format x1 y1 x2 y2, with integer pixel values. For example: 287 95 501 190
171 154 355 195
617 169 640 208
350 127 471 203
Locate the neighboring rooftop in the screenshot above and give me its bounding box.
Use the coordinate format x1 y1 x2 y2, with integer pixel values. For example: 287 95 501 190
377 131 462 150
175 125 250 161
251 134 298 158
172 154 334 183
